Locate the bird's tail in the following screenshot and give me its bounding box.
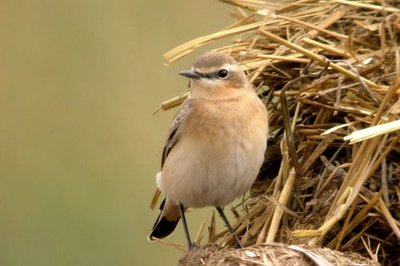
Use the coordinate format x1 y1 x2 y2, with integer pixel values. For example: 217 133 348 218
148 198 181 240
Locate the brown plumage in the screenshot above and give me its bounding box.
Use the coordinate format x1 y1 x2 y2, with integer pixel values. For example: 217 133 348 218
149 52 269 247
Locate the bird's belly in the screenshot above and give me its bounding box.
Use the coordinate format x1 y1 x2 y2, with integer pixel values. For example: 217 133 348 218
159 134 266 208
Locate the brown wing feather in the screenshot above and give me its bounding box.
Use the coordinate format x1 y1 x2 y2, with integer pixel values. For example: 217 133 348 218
161 99 192 167
150 99 192 209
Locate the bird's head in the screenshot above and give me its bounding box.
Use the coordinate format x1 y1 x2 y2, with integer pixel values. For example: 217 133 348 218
179 52 250 95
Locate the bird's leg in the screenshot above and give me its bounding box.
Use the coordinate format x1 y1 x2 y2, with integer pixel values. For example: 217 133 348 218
178 203 193 250
216 207 243 248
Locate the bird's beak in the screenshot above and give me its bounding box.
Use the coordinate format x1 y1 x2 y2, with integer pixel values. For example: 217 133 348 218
179 70 203 80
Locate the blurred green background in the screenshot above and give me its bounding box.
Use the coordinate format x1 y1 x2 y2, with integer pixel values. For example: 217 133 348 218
0 1 233 265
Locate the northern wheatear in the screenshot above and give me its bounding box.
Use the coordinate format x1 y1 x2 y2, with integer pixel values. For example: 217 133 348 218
149 52 269 249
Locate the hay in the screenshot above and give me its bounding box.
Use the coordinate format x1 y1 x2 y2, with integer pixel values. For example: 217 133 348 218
157 0 400 264
179 244 378 265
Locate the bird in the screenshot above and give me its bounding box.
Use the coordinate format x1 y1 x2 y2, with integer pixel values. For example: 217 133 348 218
148 51 269 249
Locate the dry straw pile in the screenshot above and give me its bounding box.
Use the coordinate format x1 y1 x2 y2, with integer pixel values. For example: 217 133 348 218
157 0 400 264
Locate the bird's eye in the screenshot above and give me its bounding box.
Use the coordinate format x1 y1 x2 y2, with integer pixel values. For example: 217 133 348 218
217 69 229 79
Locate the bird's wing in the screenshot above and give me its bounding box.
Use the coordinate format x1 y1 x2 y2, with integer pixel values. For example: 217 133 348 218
161 99 192 167
150 99 193 209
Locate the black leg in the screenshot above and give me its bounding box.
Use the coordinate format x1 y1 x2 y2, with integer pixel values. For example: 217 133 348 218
216 207 243 248
178 203 193 250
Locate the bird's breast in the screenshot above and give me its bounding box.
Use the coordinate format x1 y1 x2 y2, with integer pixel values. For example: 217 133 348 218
159 94 268 208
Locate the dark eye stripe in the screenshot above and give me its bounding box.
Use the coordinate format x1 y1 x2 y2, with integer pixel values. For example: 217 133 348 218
211 70 229 79
196 70 231 79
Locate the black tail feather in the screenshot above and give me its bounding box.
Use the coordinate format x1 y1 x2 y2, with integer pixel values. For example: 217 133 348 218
149 214 180 240
149 199 180 240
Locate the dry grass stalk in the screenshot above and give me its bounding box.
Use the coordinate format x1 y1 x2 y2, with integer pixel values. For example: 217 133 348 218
157 0 400 264
344 118 400 144
266 167 296 243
